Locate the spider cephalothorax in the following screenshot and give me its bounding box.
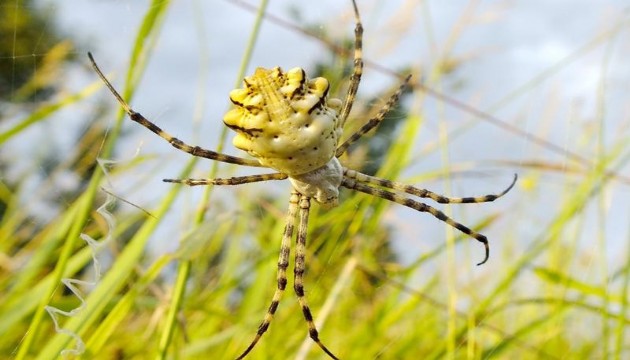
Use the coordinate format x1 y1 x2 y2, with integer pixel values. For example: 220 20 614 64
88 0 516 358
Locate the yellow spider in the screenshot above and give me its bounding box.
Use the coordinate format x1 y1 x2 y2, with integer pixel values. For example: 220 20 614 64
88 1 516 358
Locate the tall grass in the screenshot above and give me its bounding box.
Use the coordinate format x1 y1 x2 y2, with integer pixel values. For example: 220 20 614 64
1 1 629 359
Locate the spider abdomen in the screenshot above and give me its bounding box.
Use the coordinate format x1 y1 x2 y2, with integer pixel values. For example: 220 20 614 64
224 67 343 176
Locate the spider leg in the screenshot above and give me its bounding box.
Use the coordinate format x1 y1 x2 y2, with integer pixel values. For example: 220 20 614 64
336 74 412 157
341 178 491 266
344 170 517 204
87 52 262 167
294 195 339 360
163 172 288 186
235 192 298 360
338 0 364 128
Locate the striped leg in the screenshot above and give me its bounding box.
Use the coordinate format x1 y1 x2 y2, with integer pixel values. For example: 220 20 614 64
294 195 339 360
87 52 262 167
344 170 517 204
336 74 412 157
341 178 491 266
163 172 288 186
338 0 364 128
236 192 299 360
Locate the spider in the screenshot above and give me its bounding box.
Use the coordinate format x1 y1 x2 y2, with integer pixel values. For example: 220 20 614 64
88 1 516 358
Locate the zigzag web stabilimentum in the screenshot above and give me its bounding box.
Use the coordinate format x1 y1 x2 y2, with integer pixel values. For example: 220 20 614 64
44 158 118 357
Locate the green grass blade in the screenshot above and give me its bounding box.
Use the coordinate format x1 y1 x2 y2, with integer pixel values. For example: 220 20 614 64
0 81 101 145
34 159 194 359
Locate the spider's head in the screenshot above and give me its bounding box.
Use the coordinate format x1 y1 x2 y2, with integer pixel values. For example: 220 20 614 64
224 67 343 177
288 157 343 208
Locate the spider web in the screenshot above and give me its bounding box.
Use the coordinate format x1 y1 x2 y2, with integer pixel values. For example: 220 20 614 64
43 160 117 356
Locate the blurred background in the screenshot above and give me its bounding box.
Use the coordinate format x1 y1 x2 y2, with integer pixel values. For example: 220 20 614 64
1 0 629 359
